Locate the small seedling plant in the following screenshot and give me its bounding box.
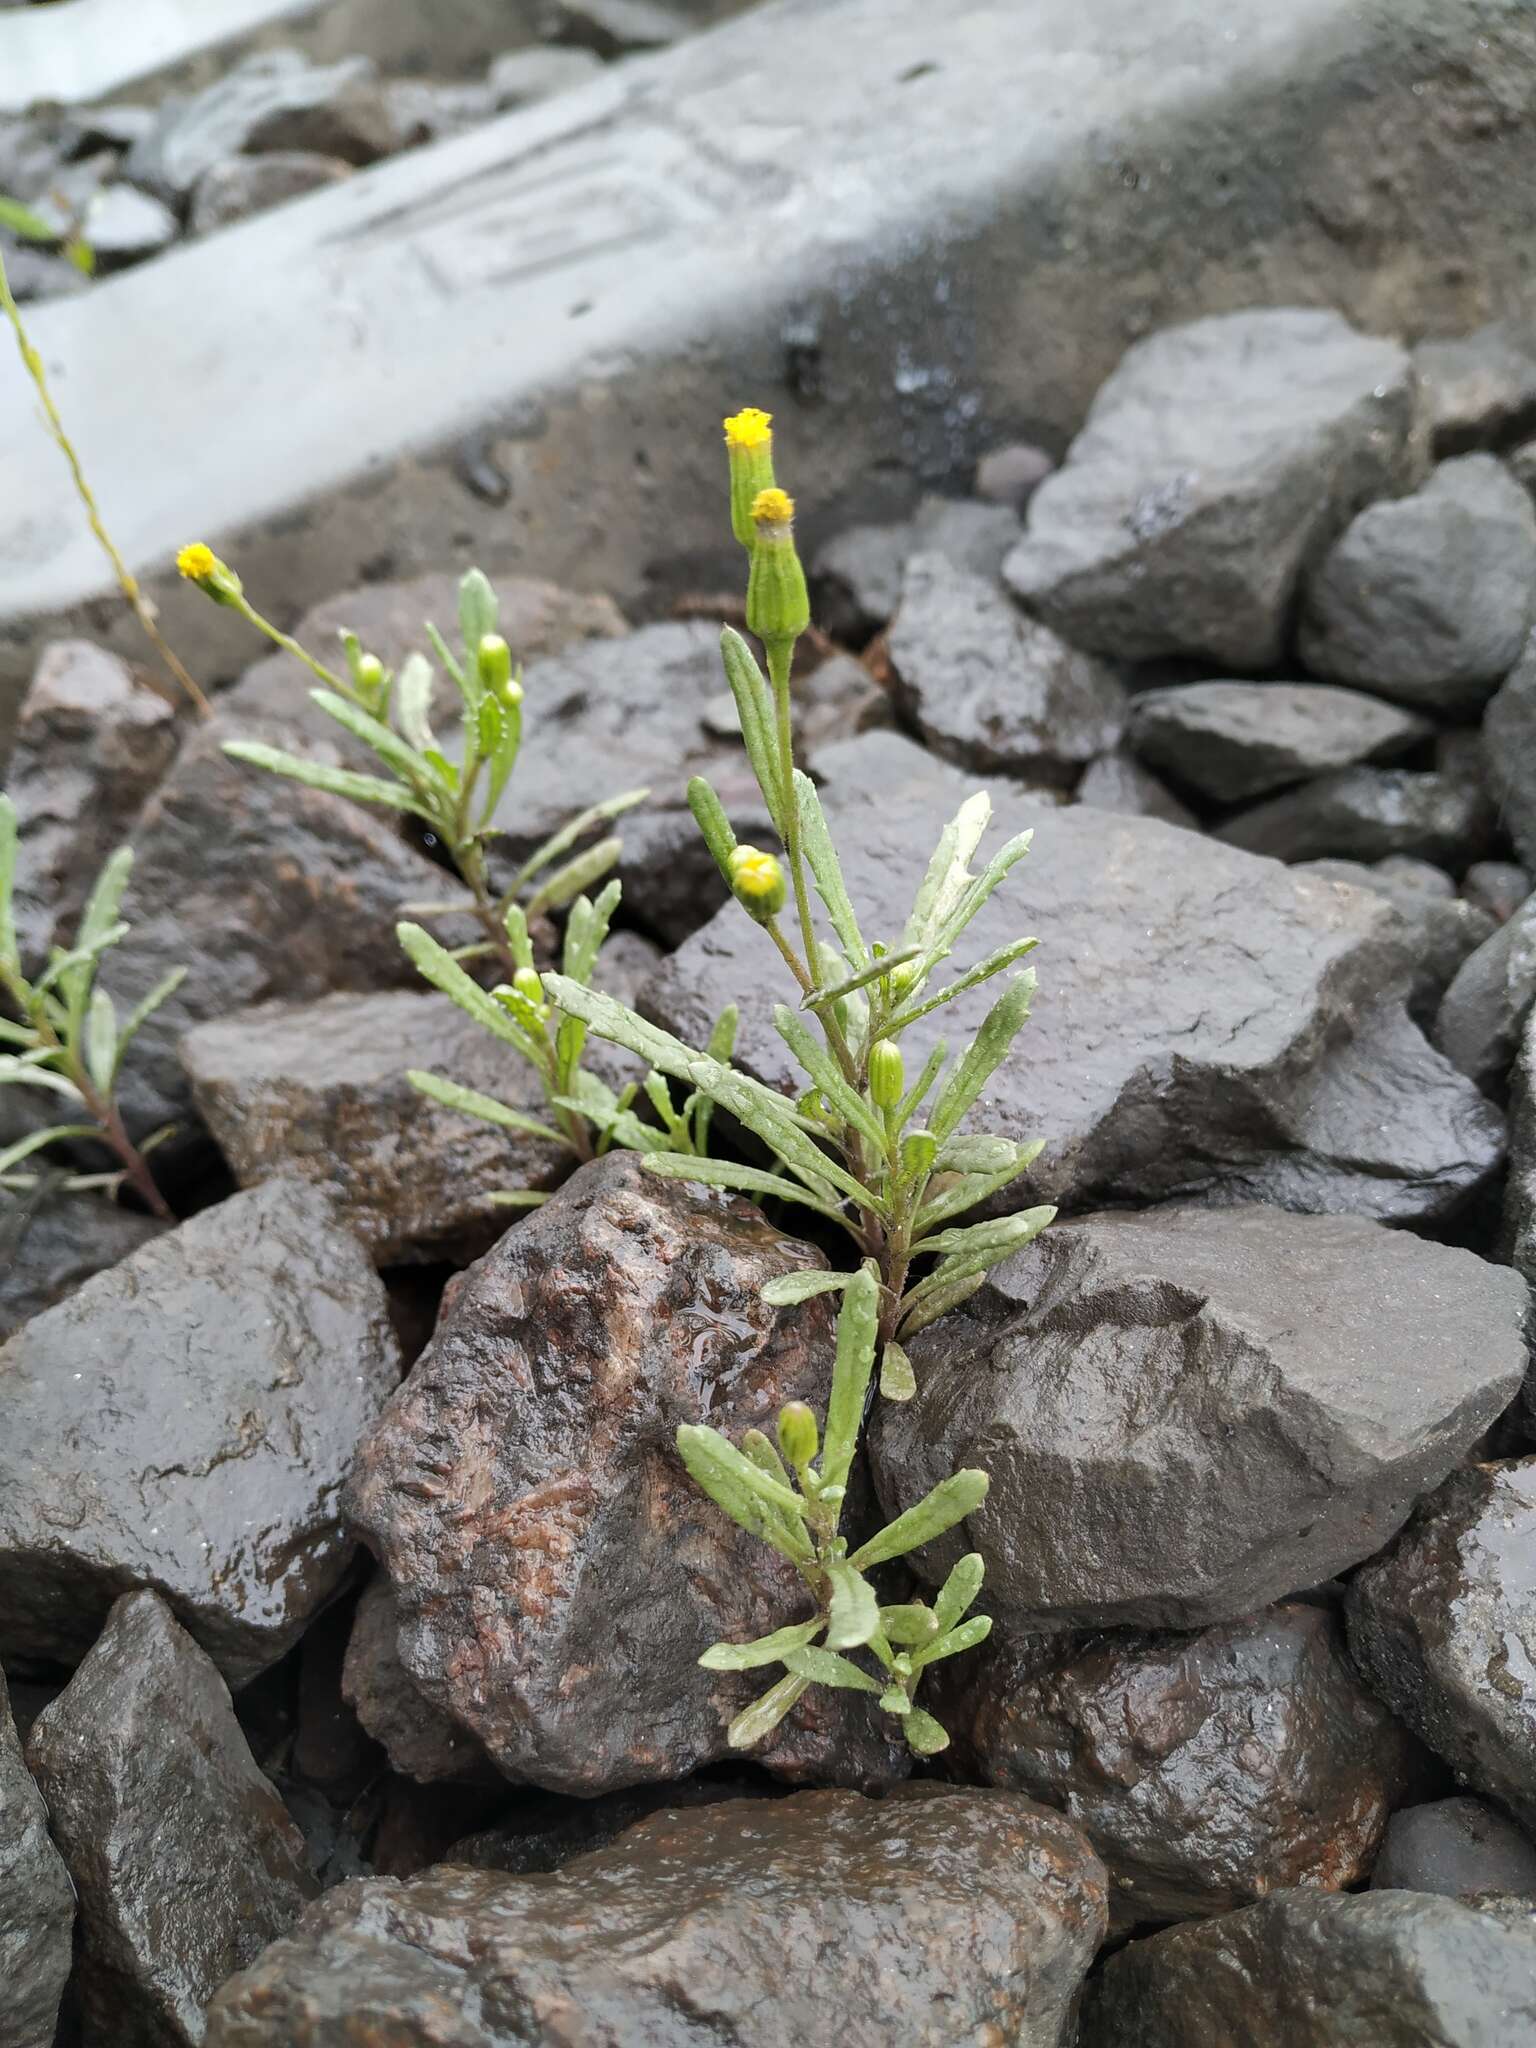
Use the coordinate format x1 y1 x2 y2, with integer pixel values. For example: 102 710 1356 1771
178 552 696 1183
0 797 182 1218
545 410 1055 1753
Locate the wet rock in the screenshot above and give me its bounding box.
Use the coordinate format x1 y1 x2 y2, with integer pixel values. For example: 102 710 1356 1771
1074 750 1198 829
1373 1797 1536 1899
205 1786 1107 2048
1080 1888 1536 2047
1299 858 1495 1021
1346 1458 1536 1834
449 1774 781 1876
1216 764 1495 868
1486 634 1536 870
1299 456 1536 713
645 732 1503 1224
182 933 658 1264
1128 680 1430 804
292 1595 383 1803
975 441 1056 510
6 637 179 965
1506 1008 1536 1298
342 1578 498 1786
346 1153 908 1796
814 495 1023 639
0 1179 400 1683
1465 861 1532 925
26 1590 317 2047
546 0 692 57
188 151 352 235
486 48 606 109
128 52 392 201
0 1188 166 1342
1005 308 1422 668
1414 325 1536 455
99 715 462 1148
1435 891 1536 1094
0 1671 73 2048
871 1205 1528 1633
942 1603 1422 1927
887 554 1126 782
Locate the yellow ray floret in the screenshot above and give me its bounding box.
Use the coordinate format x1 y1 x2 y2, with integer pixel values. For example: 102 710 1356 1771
751 487 795 526
176 542 218 581
723 407 773 450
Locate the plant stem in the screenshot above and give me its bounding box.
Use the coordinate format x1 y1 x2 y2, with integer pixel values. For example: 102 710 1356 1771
230 594 350 695
459 844 523 987
766 645 821 978
0 249 211 720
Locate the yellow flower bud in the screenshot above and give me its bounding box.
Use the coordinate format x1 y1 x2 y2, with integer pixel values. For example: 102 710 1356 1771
723 406 777 551
745 490 809 656
477 632 513 693
777 1401 819 1470
869 1039 905 1112
728 845 787 922
175 541 243 608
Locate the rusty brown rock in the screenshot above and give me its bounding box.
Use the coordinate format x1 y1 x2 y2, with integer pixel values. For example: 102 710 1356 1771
205 1786 1107 2048
345 1153 909 1796
939 1603 1425 1928
342 1576 498 1786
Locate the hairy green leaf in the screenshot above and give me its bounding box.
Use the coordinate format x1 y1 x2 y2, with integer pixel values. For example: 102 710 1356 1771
933 1553 986 1635
879 1339 917 1402
397 922 542 1063
849 1469 989 1570
824 1560 880 1650
794 771 867 968
912 1204 1055 1260
0 1124 103 1175
885 935 1039 1034
911 1613 992 1670
0 793 19 970
759 1268 852 1308
223 742 424 815
781 1645 883 1694
901 792 991 959
84 988 117 1098
641 1153 845 1224
897 1269 990 1337
772 1004 886 1151
405 1070 566 1146
507 789 649 899
727 1670 810 1748
393 653 438 756
878 1602 941 1647
525 835 622 918
929 973 1036 1142
688 775 738 885
115 966 189 1064
310 689 443 800
720 628 787 833
901 1708 952 1756
822 1264 879 1492
699 1619 824 1671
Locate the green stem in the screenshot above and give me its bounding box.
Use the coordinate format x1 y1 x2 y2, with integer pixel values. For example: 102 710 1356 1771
230 594 351 696
766 641 821 979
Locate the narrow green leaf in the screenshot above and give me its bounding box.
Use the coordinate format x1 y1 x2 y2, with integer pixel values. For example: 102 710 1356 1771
727 1670 810 1748
849 1469 990 1570
397 922 542 1063
759 1269 851 1308
741 1429 794 1490
458 568 498 661
688 775 739 885
508 789 649 898
913 1139 1045 1235
794 771 867 968
880 1339 917 1402
475 691 504 763
935 1134 1022 1173
911 1204 1055 1260
898 1269 990 1337
902 1708 952 1756
0 1124 103 1175
525 836 622 918
30 925 127 1004
424 620 466 692
720 627 787 832
822 1265 879 1492
84 988 117 1098
929 974 1037 1142
310 690 443 798
934 1553 986 1635
114 966 189 1065
781 1645 883 1694
932 829 1035 956
699 1619 823 1671
561 880 620 987
824 1561 880 1650
911 1613 993 1670
485 1190 548 1209
223 742 424 815
879 1603 941 1647
0 794 20 970
394 652 438 755
675 1423 808 1522
641 1152 846 1225
772 1004 886 1151
0 1055 81 1100
808 944 923 1011
0 195 62 243
405 1070 566 1146
900 792 991 957
885 935 1039 1034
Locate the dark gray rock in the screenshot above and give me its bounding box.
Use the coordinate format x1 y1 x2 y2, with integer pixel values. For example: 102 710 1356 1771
187 151 352 235
341 1577 497 1786
0 1179 400 1683
1347 1458 1536 1835
181 932 658 1263
941 1603 1422 1927
486 48 606 109
1414 325 1536 455
975 441 1055 511
1466 862 1533 925
1506 1008 1536 1302
1004 308 1422 669
26 1590 317 2048
871 1205 1528 1633
1080 1889 1536 2048
0 1670 73 2048
814 495 1023 639
100 715 463 1147
644 733 1503 1224
1299 858 1495 1022
448 1776 781 1878
1128 680 1430 804
1486 634 1536 870
0 1188 166 1342
346 1153 908 1796
1216 765 1494 869
887 554 1126 782
1074 750 1197 830
1435 891 1536 1093
1298 456 1536 713
6 637 179 966
546 0 691 55
1373 1797 1536 1900
204 1786 1108 2048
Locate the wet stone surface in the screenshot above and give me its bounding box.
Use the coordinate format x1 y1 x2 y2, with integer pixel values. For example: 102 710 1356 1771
938 1603 1424 1927
346 1153 909 1796
0 1178 400 1684
26 1590 317 2048
1127 680 1430 805
1299 858 1495 1023
1372 1797 1536 1900
1346 1458 1536 1835
1215 764 1494 870
1080 1888 1536 2047
205 1786 1108 2048
0 1670 73 2048
342 1577 499 1787
872 1205 1528 1632
0 1189 166 1343
1485 633 1536 871
1434 892 1536 1096
645 733 1502 1225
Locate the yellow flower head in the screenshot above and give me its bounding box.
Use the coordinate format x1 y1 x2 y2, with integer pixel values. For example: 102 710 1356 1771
723 407 773 451
751 487 795 528
176 543 218 582
728 844 787 921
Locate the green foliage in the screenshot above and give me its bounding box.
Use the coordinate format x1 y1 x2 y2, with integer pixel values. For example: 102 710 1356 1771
685 1276 992 1755
0 193 94 276
0 796 179 1215
545 411 1053 1749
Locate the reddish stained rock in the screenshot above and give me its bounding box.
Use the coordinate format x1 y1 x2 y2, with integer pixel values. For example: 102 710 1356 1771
345 1154 909 1796
342 1576 499 1786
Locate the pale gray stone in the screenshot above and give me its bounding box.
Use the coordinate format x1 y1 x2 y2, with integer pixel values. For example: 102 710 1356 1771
1128 680 1430 804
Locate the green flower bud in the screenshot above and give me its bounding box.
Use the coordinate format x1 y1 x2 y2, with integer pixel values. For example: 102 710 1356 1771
355 653 386 696
745 488 810 653
777 1401 819 1470
868 1039 904 1112
901 1128 938 1180
477 633 513 693
728 844 787 922
513 966 545 1010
